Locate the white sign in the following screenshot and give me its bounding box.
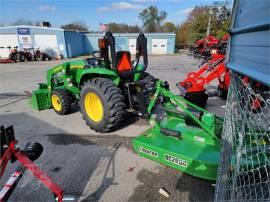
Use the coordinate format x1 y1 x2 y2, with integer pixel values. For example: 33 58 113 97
18 35 32 48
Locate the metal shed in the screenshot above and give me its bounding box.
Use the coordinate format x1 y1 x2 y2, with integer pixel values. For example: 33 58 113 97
0 25 68 59
226 0 270 86
64 31 86 58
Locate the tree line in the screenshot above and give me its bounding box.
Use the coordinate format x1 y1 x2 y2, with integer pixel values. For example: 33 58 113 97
6 1 231 46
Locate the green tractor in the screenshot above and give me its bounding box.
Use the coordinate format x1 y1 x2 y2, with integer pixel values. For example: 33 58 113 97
31 32 155 132
31 32 223 180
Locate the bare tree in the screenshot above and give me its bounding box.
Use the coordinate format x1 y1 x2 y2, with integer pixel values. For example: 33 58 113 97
12 18 34 26
108 23 141 33
61 21 89 31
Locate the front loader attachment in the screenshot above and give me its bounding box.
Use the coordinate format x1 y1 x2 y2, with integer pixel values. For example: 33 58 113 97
133 81 222 180
30 83 51 110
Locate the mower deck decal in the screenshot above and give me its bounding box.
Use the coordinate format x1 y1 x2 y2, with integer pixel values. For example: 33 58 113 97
164 154 188 168
139 146 158 158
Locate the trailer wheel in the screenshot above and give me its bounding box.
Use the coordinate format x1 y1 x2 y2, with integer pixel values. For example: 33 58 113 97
80 78 126 133
51 90 72 115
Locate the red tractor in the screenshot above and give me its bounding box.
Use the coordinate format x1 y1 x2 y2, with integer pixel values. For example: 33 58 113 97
33 48 52 61
178 36 230 108
7 46 33 62
7 46 21 62
22 48 34 61
190 35 220 59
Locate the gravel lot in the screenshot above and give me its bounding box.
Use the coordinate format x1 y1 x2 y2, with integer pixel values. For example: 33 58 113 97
0 54 225 202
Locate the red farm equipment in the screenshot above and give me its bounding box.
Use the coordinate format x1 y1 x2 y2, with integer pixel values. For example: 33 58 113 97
178 39 230 108
190 35 220 59
0 126 77 201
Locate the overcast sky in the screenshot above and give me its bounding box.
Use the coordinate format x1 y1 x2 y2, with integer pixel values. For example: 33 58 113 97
0 0 217 30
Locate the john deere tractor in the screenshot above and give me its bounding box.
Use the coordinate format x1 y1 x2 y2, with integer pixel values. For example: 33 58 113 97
31 32 157 132
31 32 225 180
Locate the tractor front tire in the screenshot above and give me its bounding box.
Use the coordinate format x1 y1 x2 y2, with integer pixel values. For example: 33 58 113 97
51 90 72 115
80 78 126 133
9 53 18 62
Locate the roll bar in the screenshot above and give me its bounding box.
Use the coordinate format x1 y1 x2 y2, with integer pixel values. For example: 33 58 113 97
100 32 148 76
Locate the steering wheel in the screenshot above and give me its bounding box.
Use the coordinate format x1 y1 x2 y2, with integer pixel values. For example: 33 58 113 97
91 51 100 58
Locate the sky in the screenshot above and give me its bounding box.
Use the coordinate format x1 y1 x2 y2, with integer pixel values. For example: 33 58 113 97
0 0 218 30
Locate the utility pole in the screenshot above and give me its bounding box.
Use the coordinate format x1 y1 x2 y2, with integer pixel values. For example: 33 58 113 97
206 8 213 37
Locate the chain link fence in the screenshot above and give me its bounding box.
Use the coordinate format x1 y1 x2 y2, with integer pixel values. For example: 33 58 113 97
215 72 270 201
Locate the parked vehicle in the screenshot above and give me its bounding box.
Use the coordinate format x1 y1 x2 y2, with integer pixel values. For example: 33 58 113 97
7 46 20 62
7 46 33 62
33 48 51 61
22 48 34 61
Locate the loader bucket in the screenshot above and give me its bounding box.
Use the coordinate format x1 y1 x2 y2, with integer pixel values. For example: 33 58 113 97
30 83 51 110
184 92 208 108
133 105 222 180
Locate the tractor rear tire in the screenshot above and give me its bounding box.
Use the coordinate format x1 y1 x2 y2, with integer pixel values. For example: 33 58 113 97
141 72 156 88
80 78 126 133
142 72 155 82
51 89 72 115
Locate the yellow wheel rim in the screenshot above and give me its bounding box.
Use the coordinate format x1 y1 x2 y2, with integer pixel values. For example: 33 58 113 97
84 92 104 122
51 94 62 112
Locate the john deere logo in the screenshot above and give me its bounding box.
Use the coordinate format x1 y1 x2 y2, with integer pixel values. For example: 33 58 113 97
164 154 187 167
139 146 158 158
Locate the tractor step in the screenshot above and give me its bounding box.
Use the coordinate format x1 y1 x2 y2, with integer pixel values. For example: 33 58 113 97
133 120 220 180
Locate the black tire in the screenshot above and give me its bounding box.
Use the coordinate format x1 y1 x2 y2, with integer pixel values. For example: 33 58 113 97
9 53 18 62
142 72 155 82
80 78 126 133
19 53 25 62
141 72 156 88
51 89 72 115
217 86 227 100
27 55 33 61
42 54 51 61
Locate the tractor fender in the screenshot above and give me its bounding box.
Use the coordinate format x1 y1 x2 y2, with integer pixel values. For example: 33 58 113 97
77 68 120 87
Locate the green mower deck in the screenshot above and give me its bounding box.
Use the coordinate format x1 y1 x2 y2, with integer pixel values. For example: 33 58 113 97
133 81 222 180
133 124 220 180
